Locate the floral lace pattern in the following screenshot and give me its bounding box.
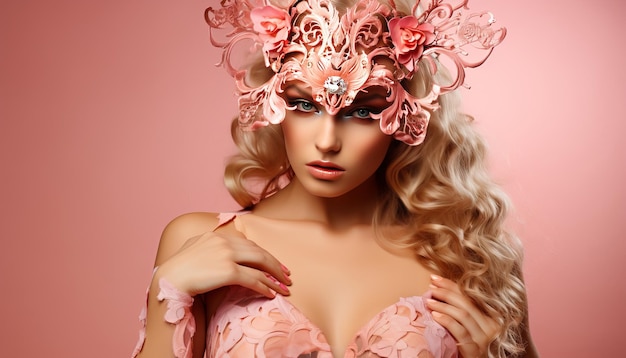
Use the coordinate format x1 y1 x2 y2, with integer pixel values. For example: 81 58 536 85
206 286 458 358
132 213 458 357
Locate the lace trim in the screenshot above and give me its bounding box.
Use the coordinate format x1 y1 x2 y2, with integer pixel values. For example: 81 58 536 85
158 278 196 358
131 285 148 357
131 278 195 358
207 286 332 357
207 286 458 357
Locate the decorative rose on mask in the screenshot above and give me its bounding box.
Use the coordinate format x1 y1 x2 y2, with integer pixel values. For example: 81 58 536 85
393 102 430 146
250 6 291 64
388 16 435 73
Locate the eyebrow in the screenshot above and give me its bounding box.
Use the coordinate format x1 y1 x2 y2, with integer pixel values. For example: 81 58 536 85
282 84 313 98
351 88 390 106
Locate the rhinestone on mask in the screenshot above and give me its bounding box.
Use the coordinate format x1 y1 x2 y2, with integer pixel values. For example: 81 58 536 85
323 76 347 95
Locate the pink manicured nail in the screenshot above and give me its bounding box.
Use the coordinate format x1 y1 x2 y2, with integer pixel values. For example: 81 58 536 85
431 274 442 281
279 282 289 292
281 264 291 274
431 311 442 318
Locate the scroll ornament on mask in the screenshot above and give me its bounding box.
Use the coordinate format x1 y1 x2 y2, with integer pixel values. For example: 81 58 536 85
205 0 506 146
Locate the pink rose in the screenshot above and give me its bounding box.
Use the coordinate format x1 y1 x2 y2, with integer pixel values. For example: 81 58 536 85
250 6 291 54
389 16 435 72
393 103 430 146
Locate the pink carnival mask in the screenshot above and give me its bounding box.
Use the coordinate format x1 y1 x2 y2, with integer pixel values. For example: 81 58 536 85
205 0 506 146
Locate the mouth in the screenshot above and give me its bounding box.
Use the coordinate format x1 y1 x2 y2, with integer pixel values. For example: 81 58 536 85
306 161 345 171
305 161 345 180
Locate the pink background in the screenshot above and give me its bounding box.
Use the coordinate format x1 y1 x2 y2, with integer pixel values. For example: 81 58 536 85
1 0 624 356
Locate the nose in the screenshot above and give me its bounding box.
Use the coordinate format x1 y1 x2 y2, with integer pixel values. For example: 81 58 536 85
315 113 341 153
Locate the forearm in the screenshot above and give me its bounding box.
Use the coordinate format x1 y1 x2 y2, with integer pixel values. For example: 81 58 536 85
133 276 205 358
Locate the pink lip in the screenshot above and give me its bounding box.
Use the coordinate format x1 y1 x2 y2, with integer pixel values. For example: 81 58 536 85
306 161 345 180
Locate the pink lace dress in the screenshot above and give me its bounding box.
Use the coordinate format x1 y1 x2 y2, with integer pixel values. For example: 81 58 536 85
132 213 458 357
206 285 457 357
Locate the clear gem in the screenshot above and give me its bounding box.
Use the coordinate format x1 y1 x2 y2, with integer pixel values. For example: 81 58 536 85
324 76 348 95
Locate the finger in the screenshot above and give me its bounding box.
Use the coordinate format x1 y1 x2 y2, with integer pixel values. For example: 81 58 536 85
430 310 482 357
428 275 500 349
429 274 462 294
228 239 292 286
198 233 292 286
426 297 484 338
175 233 292 296
264 273 291 295
429 275 494 332
233 265 291 298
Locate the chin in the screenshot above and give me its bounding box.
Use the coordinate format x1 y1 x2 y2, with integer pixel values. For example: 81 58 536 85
307 186 351 199
298 179 352 199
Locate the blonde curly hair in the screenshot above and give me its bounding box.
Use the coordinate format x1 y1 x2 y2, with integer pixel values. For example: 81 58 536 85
223 0 527 356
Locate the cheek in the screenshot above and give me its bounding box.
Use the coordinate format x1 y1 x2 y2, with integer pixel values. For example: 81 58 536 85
281 120 307 157
351 132 392 166
280 118 302 146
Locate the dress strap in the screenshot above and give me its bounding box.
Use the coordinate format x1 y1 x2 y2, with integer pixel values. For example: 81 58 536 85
213 211 250 231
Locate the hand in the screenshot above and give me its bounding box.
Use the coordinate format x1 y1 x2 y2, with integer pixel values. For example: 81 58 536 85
426 275 500 358
155 231 291 298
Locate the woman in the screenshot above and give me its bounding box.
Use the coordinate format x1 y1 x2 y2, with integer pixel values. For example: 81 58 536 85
133 0 538 357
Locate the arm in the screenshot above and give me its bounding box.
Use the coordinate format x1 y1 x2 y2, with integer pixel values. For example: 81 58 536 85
133 212 291 358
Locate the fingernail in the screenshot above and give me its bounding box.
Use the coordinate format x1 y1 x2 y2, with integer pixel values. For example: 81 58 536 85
279 282 289 292
426 298 437 305
431 274 442 281
281 264 291 274
429 284 437 290
431 311 442 318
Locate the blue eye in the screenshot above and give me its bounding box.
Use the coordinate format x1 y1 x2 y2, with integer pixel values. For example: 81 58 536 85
347 108 376 121
289 99 318 113
354 108 372 118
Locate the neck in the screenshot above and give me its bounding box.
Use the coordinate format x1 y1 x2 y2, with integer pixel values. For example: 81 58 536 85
254 176 382 231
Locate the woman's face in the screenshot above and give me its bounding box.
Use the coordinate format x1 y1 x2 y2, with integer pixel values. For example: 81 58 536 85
280 82 393 198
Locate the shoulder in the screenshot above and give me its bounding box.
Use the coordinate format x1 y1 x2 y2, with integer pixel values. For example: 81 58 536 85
162 212 220 239
154 212 220 266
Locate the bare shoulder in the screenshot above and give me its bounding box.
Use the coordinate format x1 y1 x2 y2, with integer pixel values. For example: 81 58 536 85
162 212 220 240
154 212 220 266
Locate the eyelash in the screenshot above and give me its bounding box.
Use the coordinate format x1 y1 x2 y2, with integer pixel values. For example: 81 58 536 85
289 99 318 113
288 99 378 121
346 108 375 120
